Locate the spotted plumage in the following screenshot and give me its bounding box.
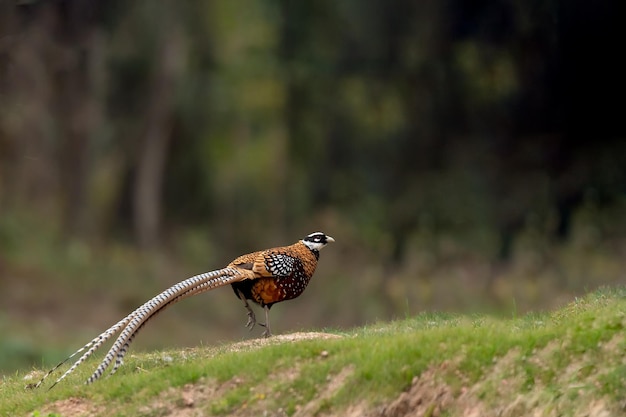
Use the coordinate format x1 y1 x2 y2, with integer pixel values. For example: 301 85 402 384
33 232 334 389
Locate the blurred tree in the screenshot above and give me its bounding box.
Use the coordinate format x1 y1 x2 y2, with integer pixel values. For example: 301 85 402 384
0 0 107 238
52 0 106 238
131 2 186 249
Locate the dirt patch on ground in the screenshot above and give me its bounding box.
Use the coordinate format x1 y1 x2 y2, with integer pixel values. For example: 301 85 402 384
136 377 229 417
223 331 343 353
294 365 355 417
38 397 104 417
375 364 454 417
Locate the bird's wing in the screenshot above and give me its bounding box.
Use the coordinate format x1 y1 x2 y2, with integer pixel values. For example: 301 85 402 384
255 251 301 277
228 248 301 279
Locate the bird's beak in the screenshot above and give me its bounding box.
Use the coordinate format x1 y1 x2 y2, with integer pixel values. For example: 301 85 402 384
326 236 335 243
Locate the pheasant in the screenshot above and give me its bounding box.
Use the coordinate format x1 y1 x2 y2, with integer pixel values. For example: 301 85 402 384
34 232 334 389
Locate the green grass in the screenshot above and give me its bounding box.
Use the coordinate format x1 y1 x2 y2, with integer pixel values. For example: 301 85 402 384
2 287 625 416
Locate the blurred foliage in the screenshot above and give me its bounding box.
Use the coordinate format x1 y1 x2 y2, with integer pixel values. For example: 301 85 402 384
0 0 625 373
1 0 625 253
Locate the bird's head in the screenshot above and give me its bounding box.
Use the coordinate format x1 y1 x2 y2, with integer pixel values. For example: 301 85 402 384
301 232 335 252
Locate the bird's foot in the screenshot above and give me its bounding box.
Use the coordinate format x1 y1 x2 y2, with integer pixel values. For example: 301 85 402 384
245 310 257 330
245 309 267 331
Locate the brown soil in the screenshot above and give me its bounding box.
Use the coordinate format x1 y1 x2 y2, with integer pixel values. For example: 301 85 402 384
39 397 104 417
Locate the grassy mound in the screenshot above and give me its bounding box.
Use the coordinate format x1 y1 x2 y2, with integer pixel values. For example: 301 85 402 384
2 287 624 416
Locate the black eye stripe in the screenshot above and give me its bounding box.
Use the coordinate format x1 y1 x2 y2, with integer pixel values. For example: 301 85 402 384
304 232 329 245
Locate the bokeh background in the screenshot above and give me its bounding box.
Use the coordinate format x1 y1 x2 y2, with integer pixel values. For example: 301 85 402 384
1 0 624 375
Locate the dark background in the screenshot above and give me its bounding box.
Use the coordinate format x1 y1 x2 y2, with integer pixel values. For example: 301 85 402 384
0 0 624 374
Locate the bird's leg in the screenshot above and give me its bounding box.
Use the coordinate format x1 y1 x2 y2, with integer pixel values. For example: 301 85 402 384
261 305 272 338
237 290 264 331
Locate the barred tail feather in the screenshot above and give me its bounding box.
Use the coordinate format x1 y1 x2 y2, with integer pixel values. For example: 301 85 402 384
38 267 250 388
86 268 246 384
110 273 234 375
47 316 133 390
34 315 134 389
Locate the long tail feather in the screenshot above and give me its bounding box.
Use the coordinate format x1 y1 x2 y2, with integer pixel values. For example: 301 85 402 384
39 267 250 388
86 267 248 384
109 272 231 375
34 315 134 389
87 268 243 383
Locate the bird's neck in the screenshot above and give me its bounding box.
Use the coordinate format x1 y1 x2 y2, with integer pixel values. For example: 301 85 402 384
300 240 320 260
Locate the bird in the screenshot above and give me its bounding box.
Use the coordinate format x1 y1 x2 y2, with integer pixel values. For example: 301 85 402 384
33 232 334 389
